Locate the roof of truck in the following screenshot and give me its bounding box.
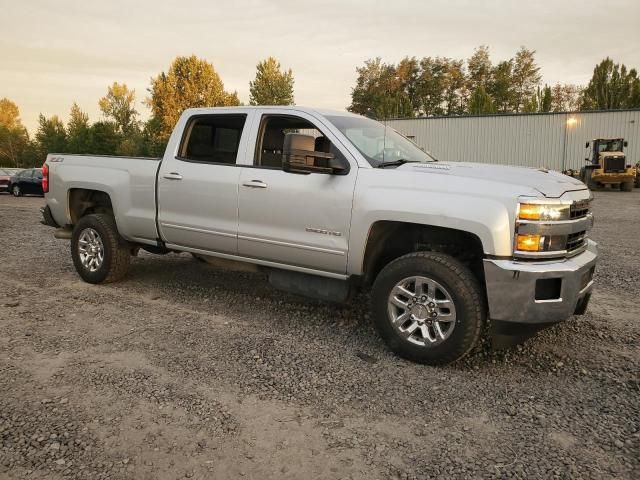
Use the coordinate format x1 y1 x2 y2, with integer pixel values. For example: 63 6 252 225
182 106 361 118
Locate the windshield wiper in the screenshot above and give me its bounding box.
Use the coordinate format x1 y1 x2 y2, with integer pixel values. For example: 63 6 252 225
376 159 420 168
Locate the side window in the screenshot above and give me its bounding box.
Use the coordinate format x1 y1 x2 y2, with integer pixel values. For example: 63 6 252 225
255 115 343 169
179 114 246 164
34 169 43 180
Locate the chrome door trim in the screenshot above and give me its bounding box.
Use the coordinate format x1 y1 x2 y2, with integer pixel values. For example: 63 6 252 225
237 234 346 256
160 222 236 239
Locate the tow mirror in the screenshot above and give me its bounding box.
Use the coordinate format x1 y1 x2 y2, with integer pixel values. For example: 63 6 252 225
624 141 628 147
282 133 346 175
585 141 590 148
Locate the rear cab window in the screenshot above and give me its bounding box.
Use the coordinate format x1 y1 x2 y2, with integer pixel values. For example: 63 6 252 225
178 114 247 165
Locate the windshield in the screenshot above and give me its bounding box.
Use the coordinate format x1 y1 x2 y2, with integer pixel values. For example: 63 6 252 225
598 140 623 153
326 115 435 167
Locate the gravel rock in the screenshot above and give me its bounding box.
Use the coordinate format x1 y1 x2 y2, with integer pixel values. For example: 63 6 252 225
0 191 638 479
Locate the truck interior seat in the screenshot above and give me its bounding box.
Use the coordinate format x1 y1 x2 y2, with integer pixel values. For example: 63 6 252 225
260 128 285 168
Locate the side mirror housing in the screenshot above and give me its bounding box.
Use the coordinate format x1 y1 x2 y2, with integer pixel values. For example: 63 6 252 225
624 140 628 147
282 133 346 175
585 141 590 148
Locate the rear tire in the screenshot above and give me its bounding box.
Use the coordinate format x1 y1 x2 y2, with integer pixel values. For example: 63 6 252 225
371 252 485 365
71 214 130 284
12 185 21 197
621 181 633 192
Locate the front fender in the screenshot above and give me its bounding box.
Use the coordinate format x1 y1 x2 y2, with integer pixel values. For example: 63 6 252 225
347 171 517 276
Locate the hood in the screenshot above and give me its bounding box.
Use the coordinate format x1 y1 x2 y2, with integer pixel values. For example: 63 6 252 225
397 161 587 198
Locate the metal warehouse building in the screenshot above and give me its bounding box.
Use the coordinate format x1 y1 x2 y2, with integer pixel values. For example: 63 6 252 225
387 109 640 172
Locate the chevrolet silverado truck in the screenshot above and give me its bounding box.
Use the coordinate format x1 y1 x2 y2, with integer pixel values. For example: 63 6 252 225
41 106 597 365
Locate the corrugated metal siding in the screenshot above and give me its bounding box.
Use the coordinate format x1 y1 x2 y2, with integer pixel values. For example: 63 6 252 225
387 110 640 171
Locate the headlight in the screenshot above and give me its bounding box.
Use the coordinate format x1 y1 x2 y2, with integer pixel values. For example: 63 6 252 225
514 198 592 259
518 203 570 221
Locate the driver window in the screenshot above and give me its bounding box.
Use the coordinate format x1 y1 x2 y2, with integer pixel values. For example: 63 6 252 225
255 115 335 168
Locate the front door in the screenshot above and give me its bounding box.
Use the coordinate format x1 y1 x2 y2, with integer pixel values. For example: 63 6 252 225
157 113 252 254
237 113 357 274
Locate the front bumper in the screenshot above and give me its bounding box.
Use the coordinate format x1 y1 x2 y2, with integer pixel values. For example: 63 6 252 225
483 240 597 324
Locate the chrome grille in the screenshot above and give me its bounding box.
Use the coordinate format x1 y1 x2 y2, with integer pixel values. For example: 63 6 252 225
566 231 587 253
570 199 590 219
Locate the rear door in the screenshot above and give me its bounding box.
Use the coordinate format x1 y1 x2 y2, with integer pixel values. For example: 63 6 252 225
22 170 35 193
157 112 253 254
237 111 357 274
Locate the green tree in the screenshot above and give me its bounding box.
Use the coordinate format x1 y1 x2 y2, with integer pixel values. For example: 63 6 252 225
147 55 240 138
511 47 542 112
349 57 394 118
66 103 91 154
139 116 167 157
99 82 138 134
467 45 492 92
0 98 31 167
35 114 67 158
468 86 495 114
88 121 119 155
581 58 640 110
488 60 514 113
540 85 552 112
249 57 295 106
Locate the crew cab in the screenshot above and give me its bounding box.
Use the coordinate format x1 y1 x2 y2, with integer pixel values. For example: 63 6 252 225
41 107 597 365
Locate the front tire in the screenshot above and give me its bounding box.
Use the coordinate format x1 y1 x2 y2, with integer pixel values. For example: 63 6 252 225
71 214 130 284
621 181 633 192
12 185 21 197
371 252 485 365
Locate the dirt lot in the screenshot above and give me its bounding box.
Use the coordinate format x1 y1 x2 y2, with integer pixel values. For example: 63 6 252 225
0 191 638 480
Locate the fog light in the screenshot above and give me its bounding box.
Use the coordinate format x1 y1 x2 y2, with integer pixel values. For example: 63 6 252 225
516 234 545 252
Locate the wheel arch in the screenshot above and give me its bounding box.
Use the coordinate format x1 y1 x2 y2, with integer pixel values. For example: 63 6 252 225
67 188 115 224
361 221 486 288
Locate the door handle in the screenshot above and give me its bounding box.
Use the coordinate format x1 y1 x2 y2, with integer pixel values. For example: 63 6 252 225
242 180 268 189
163 172 183 180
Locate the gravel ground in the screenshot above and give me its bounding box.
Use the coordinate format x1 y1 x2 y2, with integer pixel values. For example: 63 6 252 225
0 191 638 479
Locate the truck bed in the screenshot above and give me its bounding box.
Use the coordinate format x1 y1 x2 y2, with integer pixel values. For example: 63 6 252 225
46 154 161 244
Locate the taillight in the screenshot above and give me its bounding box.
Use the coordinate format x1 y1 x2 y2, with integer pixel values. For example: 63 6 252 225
42 163 49 193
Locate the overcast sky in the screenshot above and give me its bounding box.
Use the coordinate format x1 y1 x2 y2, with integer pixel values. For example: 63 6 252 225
2 0 639 133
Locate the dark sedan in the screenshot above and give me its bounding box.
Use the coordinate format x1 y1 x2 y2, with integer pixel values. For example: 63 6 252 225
8 168 44 197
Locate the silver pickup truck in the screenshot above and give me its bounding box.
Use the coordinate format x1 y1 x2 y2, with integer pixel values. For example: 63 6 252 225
42 106 597 365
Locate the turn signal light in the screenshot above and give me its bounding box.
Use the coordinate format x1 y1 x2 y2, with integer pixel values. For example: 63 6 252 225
516 234 545 252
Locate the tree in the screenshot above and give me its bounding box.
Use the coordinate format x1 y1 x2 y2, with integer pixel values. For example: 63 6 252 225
66 103 91 154
147 55 240 138
88 121 119 155
551 83 583 111
581 58 640 110
139 116 167 158
488 60 514 113
468 86 495 114
249 57 295 106
467 46 492 92
0 98 30 167
540 85 552 112
416 57 451 116
99 82 138 134
35 114 67 159
511 47 542 112
348 57 397 118
0 98 22 129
